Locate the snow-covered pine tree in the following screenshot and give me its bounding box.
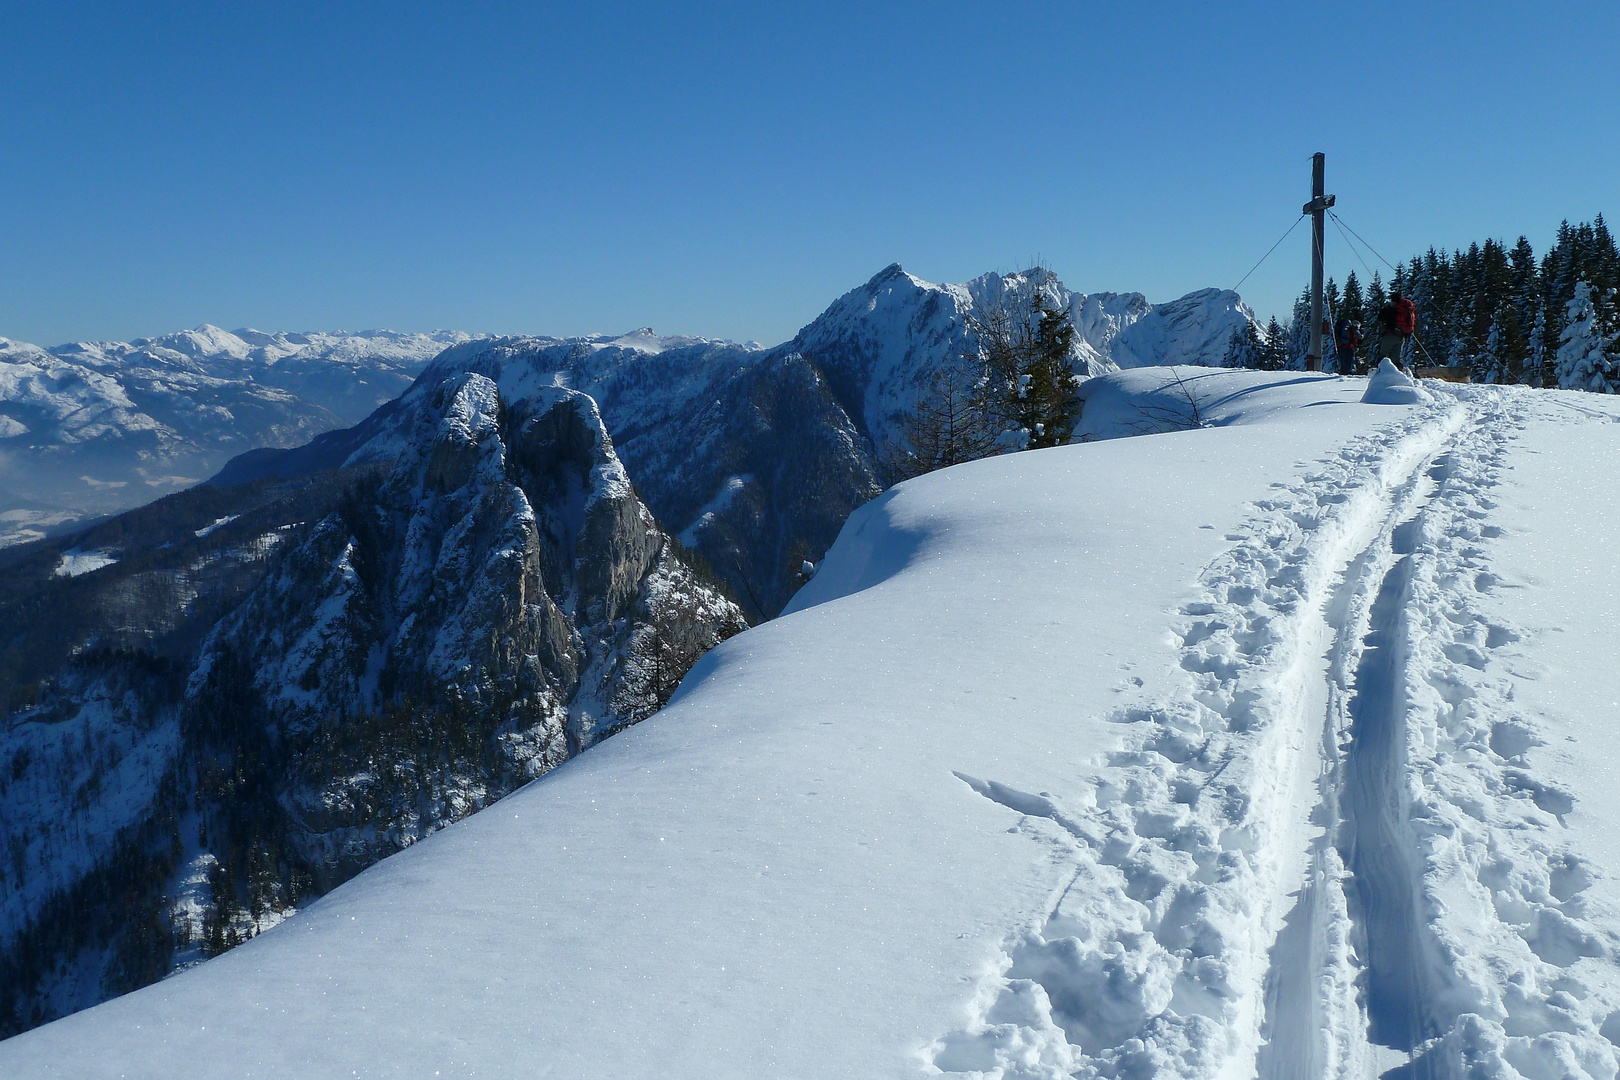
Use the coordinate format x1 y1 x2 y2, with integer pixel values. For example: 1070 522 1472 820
1468 241 1513 368
1024 299 1081 449
1510 236 1538 310
1261 317 1289 371
1286 289 1311 370
1481 239 1514 312
1482 304 1529 385
1556 280 1620 392
1222 321 1264 368
1526 303 1549 387
1592 214 1618 293
1408 250 1450 367
1338 271 1367 373
970 286 1080 449
1342 271 1365 325
1509 236 1544 386
1553 221 1585 301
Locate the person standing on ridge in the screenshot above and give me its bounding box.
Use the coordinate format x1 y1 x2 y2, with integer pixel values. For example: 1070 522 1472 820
1376 292 1416 372
1333 315 1363 374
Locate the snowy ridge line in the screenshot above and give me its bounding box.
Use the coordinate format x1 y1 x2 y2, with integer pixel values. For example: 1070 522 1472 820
1328 387 1620 1080
925 402 1466 1080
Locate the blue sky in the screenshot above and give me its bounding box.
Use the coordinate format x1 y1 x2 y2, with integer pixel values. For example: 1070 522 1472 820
4 2 1617 347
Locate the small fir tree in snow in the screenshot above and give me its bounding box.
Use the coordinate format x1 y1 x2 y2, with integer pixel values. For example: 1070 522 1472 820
970 283 1082 450
1526 304 1549 387
1556 280 1620 393
1222 321 1265 368
1023 299 1081 448
881 361 1001 483
1260 317 1289 371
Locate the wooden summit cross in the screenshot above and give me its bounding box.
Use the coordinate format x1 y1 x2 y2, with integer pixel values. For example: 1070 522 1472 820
1303 152 1335 372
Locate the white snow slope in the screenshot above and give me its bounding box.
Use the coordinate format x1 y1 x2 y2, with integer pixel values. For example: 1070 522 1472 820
5 372 1619 1080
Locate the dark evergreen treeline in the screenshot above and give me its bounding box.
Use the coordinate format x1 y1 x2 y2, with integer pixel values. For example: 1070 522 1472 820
1226 215 1620 391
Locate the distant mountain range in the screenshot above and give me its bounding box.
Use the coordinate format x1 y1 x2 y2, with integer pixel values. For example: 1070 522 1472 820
213 266 1254 617
0 272 1251 548
0 328 481 546
0 266 1252 1035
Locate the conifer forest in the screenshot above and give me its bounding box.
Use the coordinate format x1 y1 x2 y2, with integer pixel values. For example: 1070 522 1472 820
1226 215 1620 392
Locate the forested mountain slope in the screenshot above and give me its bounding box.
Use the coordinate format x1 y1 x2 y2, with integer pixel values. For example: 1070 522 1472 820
0 374 743 1033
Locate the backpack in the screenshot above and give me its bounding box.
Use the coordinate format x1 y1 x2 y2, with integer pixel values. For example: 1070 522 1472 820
1394 297 1416 335
1335 319 1361 350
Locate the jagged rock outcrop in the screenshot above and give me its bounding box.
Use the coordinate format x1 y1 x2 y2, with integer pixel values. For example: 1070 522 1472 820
206 268 1253 620
0 371 744 1034
223 335 884 620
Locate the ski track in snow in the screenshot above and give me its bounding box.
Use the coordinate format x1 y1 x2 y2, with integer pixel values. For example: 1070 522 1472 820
928 388 1620 1080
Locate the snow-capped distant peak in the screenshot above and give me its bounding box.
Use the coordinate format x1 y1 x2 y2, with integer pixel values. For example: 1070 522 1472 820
167 324 253 360
0 338 54 364
0 327 492 544
602 327 667 353
591 327 722 355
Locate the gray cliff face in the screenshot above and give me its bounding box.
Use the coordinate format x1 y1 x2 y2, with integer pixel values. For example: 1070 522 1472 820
589 349 882 620
197 267 1251 620
211 375 746 890
0 372 744 1033
326 336 885 621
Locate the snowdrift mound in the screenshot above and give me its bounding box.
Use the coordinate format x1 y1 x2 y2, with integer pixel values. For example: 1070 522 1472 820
1361 357 1433 405
1076 366 1386 441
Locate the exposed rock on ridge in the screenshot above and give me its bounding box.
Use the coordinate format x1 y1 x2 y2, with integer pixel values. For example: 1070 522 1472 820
214 268 1251 620
0 370 744 1032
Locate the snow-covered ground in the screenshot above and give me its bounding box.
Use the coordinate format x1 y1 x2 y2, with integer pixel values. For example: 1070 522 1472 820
4 371 1618 1080
50 547 119 577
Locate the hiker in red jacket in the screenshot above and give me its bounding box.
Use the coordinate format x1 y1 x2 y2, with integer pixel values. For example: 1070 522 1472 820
1376 293 1416 372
